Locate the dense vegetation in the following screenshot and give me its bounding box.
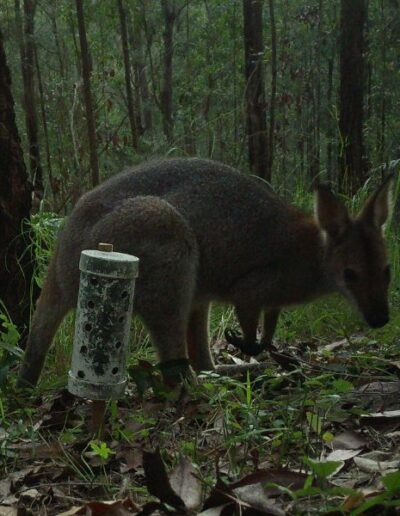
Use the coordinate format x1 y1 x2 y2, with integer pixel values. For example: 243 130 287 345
1 1 400 200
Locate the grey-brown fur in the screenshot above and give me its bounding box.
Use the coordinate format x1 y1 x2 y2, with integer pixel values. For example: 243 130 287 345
18 158 392 387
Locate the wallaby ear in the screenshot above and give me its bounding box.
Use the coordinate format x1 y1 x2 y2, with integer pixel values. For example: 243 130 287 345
359 174 394 228
314 184 350 240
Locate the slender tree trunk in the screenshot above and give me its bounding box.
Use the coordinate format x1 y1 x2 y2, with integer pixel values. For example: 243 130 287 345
127 5 148 135
34 44 53 198
305 61 315 180
131 3 152 133
326 57 334 181
141 1 160 115
183 0 196 155
117 0 138 150
203 0 214 157
313 0 322 178
268 0 277 174
377 0 387 165
0 26 35 339
231 1 238 159
15 0 43 193
160 0 176 144
243 0 269 181
338 0 367 194
75 0 100 187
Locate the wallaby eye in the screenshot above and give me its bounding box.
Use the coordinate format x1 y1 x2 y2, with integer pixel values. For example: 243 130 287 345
343 268 358 284
384 264 391 282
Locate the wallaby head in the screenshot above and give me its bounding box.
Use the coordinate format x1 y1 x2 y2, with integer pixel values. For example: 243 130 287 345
314 176 394 329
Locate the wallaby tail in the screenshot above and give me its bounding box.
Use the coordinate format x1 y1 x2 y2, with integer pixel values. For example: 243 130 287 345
17 248 72 388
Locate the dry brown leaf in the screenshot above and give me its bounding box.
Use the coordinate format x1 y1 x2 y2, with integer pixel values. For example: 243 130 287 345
233 484 285 515
330 430 367 451
229 355 248 366
362 409 400 418
198 505 232 516
0 480 10 500
118 447 143 474
0 507 18 516
342 493 365 512
19 488 41 503
320 339 349 353
354 451 400 474
324 449 362 462
169 458 203 512
57 499 139 516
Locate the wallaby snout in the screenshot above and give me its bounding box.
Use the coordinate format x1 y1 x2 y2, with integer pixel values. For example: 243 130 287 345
315 174 394 331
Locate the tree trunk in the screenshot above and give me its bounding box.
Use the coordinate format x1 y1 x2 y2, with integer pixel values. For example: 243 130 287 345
15 0 43 194
183 1 196 155
117 0 138 150
34 43 53 200
128 3 152 134
313 0 322 179
377 0 387 165
243 0 269 181
326 57 334 181
268 0 277 174
75 0 100 187
161 0 176 144
231 1 239 159
0 26 34 338
338 0 367 194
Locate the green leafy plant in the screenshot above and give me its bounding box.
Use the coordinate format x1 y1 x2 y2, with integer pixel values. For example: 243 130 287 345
0 310 22 389
89 441 116 460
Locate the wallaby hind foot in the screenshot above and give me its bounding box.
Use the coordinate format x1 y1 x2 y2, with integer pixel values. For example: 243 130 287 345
225 307 281 357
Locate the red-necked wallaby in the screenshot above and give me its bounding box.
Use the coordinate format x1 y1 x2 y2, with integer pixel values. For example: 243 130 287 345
17 158 393 387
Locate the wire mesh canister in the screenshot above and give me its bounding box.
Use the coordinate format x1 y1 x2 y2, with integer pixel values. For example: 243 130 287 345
68 249 139 400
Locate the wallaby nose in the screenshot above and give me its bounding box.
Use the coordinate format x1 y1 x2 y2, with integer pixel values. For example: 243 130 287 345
367 312 389 328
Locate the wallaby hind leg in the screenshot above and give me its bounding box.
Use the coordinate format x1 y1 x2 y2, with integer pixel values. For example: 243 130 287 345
225 303 262 356
187 303 214 372
136 257 196 380
90 196 198 383
226 306 280 356
235 304 260 343
17 256 74 388
261 308 280 347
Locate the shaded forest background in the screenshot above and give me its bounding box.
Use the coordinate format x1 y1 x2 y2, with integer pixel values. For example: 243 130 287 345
1 0 400 211
0 0 400 335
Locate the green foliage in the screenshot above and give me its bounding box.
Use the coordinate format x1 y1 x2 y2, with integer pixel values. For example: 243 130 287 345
30 213 63 287
0 310 22 389
89 440 116 460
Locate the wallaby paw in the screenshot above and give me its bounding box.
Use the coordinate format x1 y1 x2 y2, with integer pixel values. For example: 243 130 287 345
158 359 197 404
158 358 193 388
224 328 264 357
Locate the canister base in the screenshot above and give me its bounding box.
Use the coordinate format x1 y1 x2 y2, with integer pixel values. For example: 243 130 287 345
68 371 127 400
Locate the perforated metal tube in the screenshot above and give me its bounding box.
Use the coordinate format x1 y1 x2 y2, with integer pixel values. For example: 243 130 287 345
68 248 139 400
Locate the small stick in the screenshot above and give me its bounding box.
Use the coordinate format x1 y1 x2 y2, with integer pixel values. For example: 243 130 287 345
90 399 106 438
214 361 273 376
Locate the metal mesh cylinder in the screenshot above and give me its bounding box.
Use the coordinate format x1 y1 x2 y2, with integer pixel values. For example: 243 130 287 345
68 249 139 400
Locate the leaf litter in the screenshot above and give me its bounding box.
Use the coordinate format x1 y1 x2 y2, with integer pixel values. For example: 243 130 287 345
2 333 400 514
